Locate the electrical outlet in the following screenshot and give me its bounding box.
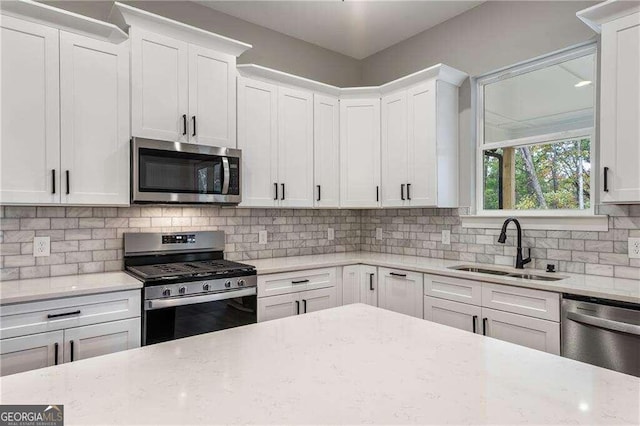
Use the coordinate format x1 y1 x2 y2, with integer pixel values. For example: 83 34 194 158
33 236 50 257
442 230 451 245
628 237 640 259
376 228 383 240
258 230 268 245
327 228 335 241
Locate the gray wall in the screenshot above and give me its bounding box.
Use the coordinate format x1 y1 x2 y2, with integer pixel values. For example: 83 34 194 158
42 1 363 87
360 1 598 207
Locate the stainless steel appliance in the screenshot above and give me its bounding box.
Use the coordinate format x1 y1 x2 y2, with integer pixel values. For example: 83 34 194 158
131 137 241 204
124 231 256 345
562 294 640 376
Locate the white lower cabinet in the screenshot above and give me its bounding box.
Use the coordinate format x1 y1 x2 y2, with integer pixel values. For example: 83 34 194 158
378 268 423 318
483 308 560 355
342 265 378 307
257 269 337 322
0 290 141 376
424 296 481 333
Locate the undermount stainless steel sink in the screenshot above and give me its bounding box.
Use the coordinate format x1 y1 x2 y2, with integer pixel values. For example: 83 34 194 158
449 265 565 281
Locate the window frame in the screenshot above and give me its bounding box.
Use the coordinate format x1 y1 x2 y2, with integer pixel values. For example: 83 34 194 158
474 42 598 218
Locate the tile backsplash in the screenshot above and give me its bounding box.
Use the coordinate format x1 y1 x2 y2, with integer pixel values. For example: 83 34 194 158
1 205 639 281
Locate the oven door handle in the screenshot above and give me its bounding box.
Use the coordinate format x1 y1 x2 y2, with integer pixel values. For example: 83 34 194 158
566 311 640 336
222 157 230 195
145 288 256 310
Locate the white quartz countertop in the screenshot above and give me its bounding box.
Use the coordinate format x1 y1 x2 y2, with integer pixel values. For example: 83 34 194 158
247 252 640 304
1 304 637 425
0 272 142 304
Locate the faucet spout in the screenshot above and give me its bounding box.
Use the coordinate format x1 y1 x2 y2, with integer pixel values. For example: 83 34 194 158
497 217 531 269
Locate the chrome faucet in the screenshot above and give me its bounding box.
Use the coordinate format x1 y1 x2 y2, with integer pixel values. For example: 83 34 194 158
497 218 531 269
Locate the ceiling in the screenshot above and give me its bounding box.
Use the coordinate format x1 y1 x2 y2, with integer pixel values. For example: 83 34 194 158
197 1 483 59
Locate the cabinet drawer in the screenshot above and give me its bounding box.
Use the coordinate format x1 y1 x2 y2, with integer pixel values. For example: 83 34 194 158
482 283 560 322
257 268 336 298
0 290 141 339
424 274 482 306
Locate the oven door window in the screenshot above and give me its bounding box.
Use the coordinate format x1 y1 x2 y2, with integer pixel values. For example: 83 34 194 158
138 148 223 194
145 296 257 345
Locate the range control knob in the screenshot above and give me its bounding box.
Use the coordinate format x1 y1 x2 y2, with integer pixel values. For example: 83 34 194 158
179 286 187 295
203 283 211 291
162 288 171 297
224 280 232 288
238 279 245 287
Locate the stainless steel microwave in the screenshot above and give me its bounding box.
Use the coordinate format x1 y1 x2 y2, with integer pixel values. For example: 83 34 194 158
131 138 241 204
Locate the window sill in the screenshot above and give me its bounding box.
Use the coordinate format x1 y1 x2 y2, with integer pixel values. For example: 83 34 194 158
460 214 609 231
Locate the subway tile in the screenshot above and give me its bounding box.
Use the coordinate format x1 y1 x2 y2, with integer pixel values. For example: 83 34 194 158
584 240 613 253
614 266 640 279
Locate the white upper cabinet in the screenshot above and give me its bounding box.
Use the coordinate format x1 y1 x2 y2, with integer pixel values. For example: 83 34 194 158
314 94 340 208
278 87 314 208
0 16 60 204
237 77 279 207
340 97 381 208
579 3 640 203
381 91 409 207
116 2 251 148
131 28 189 142
59 31 129 205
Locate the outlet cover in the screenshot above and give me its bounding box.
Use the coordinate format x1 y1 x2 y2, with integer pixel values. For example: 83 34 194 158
33 236 50 257
442 230 451 245
327 228 335 241
628 237 640 259
258 230 268 245
376 228 383 240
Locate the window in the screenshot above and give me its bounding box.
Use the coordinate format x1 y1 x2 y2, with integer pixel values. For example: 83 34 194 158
476 44 596 215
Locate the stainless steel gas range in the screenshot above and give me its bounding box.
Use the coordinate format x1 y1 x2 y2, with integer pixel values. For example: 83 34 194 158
124 231 257 345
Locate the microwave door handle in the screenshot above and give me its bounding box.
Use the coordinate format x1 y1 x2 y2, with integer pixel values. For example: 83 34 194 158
222 157 230 195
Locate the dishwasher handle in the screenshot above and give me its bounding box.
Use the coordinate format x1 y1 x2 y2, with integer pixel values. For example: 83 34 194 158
567 311 640 336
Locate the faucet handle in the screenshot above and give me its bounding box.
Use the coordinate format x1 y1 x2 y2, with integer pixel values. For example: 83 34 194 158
523 248 532 265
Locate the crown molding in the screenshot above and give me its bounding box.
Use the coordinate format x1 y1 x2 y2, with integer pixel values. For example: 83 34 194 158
577 0 640 33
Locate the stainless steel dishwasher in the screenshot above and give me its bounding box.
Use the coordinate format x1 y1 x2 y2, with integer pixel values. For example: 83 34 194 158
562 294 640 377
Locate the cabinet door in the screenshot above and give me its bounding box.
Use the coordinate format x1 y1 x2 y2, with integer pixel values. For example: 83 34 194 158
342 265 361 305
340 98 381 208
407 81 438 207
381 91 408 207
59 32 129 205
131 27 188 142
378 268 423 318
360 265 378 307
600 12 640 203
188 44 236 148
0 16 60 204
482 308 560 355
257 293 300 322
424 296 481 333
63 318 140 363
237 77 278 207
301 287 336 314
0 331 63 376
278 87 314 208
314 94 340 208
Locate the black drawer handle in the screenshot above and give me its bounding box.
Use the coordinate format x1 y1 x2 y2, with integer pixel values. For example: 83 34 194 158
482 318 488 336
603 167 609 192
54 342 59 365
389 272 407 277
369 273 375 291
295 300 300 315
47 310 81 319
401 184 405 200
303 299 307 313
274 183 278 200
51 169 56 194
317 185 321 202
472 315 478 333
70 340 75 362
182 114 187 135
292 279 309 284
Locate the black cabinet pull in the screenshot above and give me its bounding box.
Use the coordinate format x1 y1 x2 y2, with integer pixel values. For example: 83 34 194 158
54 342 59 365
47 310 81 319
281 183 285 200
51 170 56 194
369 273 375 291
603 167 609 192
192 116 196 136
376 186 379 202
389 272 407 277
472 315 478 333
295 300 300 315
401 184 405 200
317 185 321 202
407 183 411 200
70 340 75 362
303 299 307 314
182 114 187 135
274 183 278 200
292 279 309 284
65 170 70 195
482 318 488 336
